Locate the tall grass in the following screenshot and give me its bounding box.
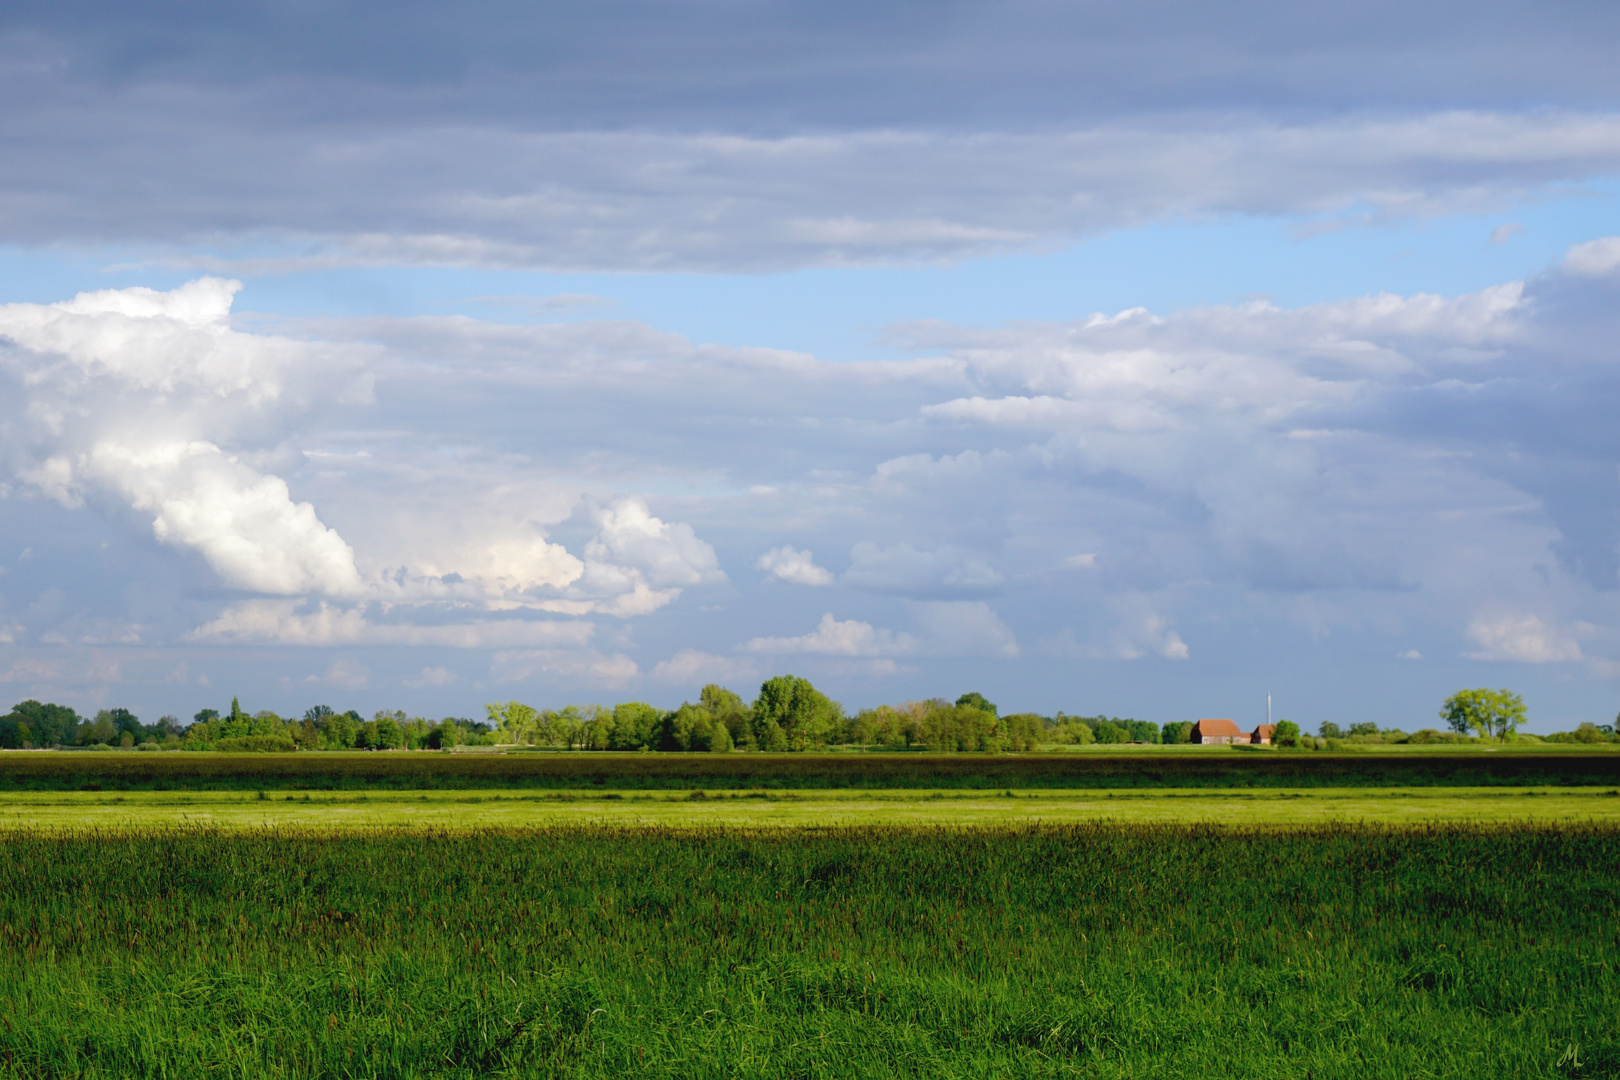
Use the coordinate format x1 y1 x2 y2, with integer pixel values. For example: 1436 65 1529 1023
3 749 1618 792
0 823 1614 1077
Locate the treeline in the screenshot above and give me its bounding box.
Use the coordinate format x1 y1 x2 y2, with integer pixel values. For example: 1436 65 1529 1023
0 699 494 752
11 681 1611 755
486 679 1181 753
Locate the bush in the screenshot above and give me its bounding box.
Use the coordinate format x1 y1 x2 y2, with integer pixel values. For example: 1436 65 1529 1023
1545 722 1616 744
1403 728 1468 745
212 735 297 753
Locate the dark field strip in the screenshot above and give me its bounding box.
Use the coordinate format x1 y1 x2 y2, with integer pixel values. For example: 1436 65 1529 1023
4 749 1619 792
0 825 1615 1078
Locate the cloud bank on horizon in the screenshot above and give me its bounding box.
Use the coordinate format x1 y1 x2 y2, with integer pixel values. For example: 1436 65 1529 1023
0 0 1617 727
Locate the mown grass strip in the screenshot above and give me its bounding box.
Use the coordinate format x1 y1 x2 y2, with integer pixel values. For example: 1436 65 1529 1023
1 785 1619 830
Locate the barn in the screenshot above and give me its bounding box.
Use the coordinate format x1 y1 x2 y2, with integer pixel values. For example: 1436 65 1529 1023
1251 724 1276 745
1190 718 1246 744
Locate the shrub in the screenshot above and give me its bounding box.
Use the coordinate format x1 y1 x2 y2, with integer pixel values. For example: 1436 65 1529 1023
212 735 297 753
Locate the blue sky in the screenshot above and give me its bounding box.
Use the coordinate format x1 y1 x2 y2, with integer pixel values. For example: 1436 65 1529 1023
1 1 1619 732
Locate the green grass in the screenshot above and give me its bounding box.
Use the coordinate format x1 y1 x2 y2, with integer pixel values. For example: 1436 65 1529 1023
5 747 1618 793
0 823 1614 1078
2 785 1619 830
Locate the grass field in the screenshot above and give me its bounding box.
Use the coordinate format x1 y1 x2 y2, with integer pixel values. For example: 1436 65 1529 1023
0 823 1614 1078
3 785 1619 829
4 748 1618 792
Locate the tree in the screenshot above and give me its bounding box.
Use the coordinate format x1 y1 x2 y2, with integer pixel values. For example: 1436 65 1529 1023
753 676 840 751
374 716 404 750
1161 721 1193 744
99 708 143 742
955 692 997 717
78 713 117 745
1440 689 1526 742
609 702 661 750
700 685 752 749
1272 719 1301 748
486 701 540 745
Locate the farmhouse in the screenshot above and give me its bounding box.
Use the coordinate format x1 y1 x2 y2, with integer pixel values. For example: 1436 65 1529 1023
1191 718 1245 744
1251 724 1276 745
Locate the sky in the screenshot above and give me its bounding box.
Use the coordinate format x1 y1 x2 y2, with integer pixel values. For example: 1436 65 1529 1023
2 1 1620 732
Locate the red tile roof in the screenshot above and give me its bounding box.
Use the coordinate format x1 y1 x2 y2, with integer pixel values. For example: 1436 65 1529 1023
1193 718 1244 738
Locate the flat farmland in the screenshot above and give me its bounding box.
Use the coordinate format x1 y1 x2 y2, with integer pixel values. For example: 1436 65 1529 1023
3 785 1618 830
0 824 1613 1078
2 748 1617 792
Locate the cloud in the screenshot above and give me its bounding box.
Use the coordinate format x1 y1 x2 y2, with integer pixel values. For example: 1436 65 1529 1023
490 649 639 687
745 613 915 657
403 666 457 689
1489 222 1525 245
6 241 1620 719
501 495 730 618
304 659 370 691
464 294 615 315
185 601 595 649
83 440 363 596
909 602 1021 659
1052 596 1189 660
0 279 371 595
649 649 761 687
0 280 729 640
757 546 834 586
842 542 1003 596
1563 236 1620 277
7 115 1620 271
1464 615 1584 663
744 603 1018 659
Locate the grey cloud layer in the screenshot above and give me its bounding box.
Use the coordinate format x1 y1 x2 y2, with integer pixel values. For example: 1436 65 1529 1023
3 115 1619 270
6 0 1618 128
5 0 1620 270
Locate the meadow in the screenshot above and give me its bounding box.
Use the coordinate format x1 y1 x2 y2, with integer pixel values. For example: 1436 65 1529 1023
4 747 1618 793
0 823 1613 1078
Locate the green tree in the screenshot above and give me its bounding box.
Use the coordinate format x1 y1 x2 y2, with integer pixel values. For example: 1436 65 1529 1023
372 711 406 750
753 676 840 751
1161 721 1193 744
700 685 753 749
1440 688 1526 742
78 713 117 745
999 713 1044 752
1272 719 1302 748
3 701 80 747
609 702 662 750
427 718 462 749
486 701 540 745
1094 720 1129 744
955 692 997 717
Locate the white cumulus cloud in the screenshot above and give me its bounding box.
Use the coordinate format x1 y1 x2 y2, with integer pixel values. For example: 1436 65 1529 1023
649 649 762 687
757 546 834 586
745 613 916 657
1464 615 1584 663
